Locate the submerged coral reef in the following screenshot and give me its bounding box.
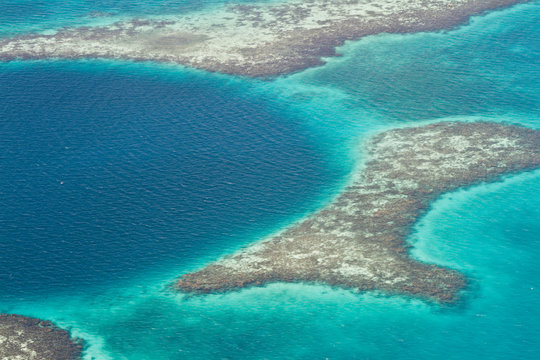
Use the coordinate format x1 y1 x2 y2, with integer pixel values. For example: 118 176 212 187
177 122 540 302
0 0 528 76
0 314 83 360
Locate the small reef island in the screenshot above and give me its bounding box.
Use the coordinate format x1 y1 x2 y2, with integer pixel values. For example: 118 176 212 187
0 314 83 360
0 0 530 77
177 122 540 302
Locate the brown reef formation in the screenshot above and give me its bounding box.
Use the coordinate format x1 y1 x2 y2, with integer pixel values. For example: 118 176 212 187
176 122 540 302
0 314 83 360
0 0 529 77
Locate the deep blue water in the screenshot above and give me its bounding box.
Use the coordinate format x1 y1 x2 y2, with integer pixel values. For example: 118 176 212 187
0 62 339 299
0 0 539 359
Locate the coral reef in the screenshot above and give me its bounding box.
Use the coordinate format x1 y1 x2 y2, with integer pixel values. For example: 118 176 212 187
0 314 83 360
177 122 540 302
0 0 528 76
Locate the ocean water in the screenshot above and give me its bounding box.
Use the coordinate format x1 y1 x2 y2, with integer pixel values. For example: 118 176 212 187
0 0 273 35
0 1 539 359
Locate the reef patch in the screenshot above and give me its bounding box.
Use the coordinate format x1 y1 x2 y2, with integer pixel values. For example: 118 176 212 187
0 0 529 77
176 122 540 302
0 314 83 360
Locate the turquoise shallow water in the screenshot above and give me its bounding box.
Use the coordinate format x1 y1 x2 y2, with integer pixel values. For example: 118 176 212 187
0 1 539 359
0 0 272 35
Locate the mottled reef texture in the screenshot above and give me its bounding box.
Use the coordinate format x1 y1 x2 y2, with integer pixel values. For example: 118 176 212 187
0 314 83 360
177 122 540 302
0 0 529 77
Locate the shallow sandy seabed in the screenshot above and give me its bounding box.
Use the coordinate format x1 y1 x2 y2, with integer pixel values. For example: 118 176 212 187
0 314 83 360
0 0 529 76
177 122 540 302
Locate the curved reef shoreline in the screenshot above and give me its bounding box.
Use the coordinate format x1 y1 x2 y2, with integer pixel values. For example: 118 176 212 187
0 0 529 77
0 314 83 360
177 122 540 302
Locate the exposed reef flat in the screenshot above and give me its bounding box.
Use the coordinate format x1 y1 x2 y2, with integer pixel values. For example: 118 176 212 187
0 314 83 360
0 0 528 77
176 122 540 302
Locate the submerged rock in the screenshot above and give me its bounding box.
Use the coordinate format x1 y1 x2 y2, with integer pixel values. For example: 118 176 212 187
176 122 540 302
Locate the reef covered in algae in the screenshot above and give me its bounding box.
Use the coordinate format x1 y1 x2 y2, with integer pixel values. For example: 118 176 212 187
177 122 540 302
